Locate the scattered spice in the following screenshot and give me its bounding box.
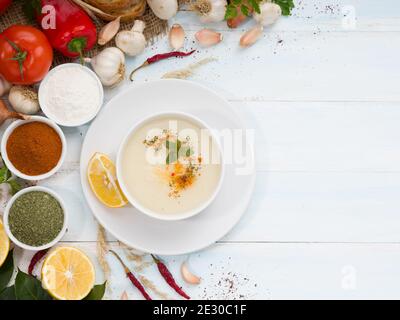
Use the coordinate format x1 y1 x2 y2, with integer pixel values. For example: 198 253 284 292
6 122 62 176
9 191 64 247
109 250 152 300
28 249 49 276
130 50 196 80
151 255 190 300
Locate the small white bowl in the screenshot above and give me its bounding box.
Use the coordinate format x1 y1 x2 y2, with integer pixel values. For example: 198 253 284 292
38 63 104 127
3 186 68 251
1 116 67 181
117 111 225 221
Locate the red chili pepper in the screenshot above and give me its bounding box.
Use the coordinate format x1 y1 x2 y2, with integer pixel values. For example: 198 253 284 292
27 0 97 61
28 249 49 276
130 50 196 80
151 255 190 300
109 250 152 300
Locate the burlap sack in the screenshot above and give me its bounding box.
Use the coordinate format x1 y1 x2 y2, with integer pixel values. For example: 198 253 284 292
0 0 187 65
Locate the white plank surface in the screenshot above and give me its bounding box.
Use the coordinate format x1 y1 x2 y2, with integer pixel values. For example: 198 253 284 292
2 0 400 299
14 242 400 300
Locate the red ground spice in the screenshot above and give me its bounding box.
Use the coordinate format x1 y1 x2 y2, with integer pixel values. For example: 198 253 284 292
6 122 62 176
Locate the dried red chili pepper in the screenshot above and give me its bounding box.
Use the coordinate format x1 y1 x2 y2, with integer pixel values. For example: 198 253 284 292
151 255 190 300
109 250 152 300
130 50 196 80
28 249 49 276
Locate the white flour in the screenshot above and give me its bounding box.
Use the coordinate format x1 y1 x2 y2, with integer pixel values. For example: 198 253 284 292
41 65 101 125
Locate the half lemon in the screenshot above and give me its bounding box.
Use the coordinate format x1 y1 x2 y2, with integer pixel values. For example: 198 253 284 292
41 246 96 300
0 219 10 267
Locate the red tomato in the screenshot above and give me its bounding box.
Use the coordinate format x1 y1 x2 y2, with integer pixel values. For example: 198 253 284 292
0 25 53 85
0 0 12 15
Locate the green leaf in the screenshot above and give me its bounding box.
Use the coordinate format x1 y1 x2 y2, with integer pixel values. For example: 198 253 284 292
272 0 295 16
84 282 106 300
166 139 182 164
166 150 177 165
14 270 52 300
177 140 182 153
0 286 16 300
225 3 238 20
22 0 42 21
0 250 14 292
7 179 22 195
0 166 11 184
248 0 261 14
165 140 176 151
241 4 250 16
186 148 194 157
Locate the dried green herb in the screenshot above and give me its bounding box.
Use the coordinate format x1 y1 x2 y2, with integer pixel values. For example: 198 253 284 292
8 191 64 247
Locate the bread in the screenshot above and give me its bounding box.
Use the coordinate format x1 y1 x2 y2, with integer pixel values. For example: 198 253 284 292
80 0 147 22
84 0 132 12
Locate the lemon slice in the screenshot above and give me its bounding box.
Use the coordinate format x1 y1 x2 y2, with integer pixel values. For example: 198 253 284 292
0 219 10 267
41 246 96 300
87 153 128 208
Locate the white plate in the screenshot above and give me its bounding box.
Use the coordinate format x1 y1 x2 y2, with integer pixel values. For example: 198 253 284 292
80 80 255 255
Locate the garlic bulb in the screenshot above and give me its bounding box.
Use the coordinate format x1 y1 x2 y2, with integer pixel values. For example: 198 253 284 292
253 1 282 26
0 75 11 97
116 20 146 56
9 86 40 115
195 29 223 47
240 25 264 47
147 0 178 20
85 47 126 87
192 0 227 23
169 24 185 50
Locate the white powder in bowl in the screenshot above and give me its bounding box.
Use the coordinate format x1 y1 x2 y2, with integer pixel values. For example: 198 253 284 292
40 65 103 126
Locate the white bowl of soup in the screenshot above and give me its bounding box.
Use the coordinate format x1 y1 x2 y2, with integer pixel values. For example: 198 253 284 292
117 112 224 221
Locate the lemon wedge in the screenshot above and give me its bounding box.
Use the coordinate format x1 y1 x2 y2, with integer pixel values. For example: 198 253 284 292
87 152 128 208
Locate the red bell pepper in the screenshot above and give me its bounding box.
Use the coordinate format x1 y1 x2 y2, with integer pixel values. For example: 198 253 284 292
29 0 97 59
0 0 12 15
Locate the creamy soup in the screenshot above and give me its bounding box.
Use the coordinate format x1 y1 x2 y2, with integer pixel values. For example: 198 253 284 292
120 116 222 216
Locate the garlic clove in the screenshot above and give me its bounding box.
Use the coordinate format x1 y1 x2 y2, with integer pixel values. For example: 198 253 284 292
120 291 129 300
181 261 201 285
195 29 223 47
240 25 264 48
0 74 11 97
98 16 121 46
169 24 185 50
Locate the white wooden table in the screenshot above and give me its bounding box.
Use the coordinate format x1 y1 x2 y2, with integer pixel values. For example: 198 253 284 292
7 0 400 300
